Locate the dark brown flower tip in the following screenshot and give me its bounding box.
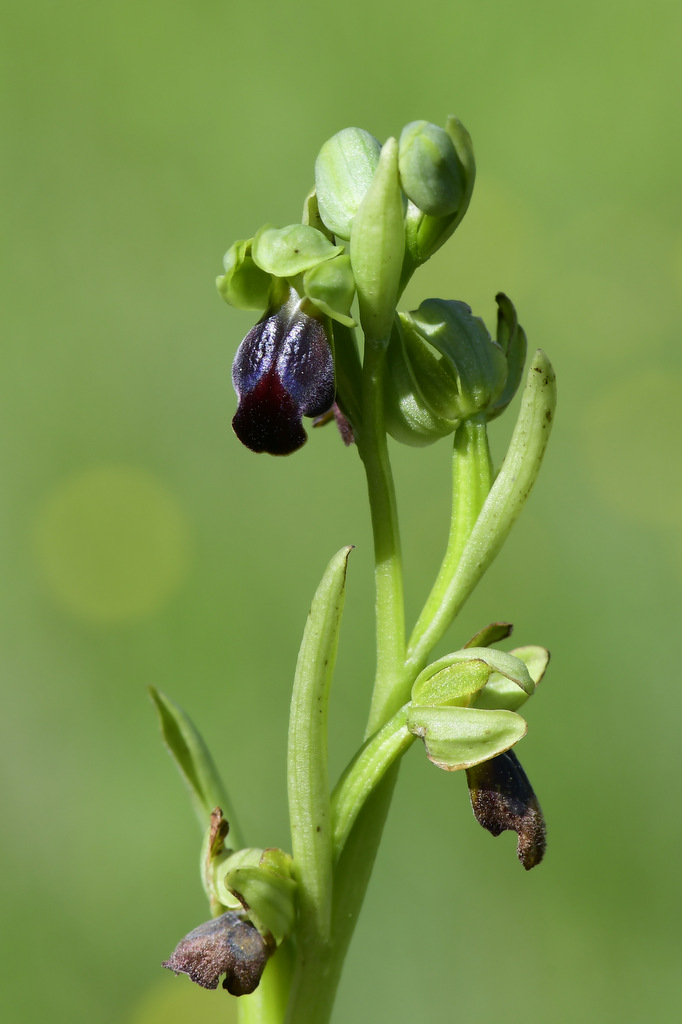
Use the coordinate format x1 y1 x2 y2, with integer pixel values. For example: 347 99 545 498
466 749 547 870
232 304 335 455
162 911 271 996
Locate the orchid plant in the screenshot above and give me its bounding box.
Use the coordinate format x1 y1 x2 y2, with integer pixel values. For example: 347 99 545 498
152 117 556 1024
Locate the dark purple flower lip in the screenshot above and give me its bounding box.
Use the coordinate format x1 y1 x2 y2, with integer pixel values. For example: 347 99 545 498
466 748 546 870
232 298 335 455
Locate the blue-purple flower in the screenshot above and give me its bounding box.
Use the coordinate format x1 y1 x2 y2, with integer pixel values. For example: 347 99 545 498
232 293 335 455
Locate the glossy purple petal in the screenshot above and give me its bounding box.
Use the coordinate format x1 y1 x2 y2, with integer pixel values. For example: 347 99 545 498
232 306 335 455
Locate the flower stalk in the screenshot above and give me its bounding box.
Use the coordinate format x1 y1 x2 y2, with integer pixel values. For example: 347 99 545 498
155 116 557 1024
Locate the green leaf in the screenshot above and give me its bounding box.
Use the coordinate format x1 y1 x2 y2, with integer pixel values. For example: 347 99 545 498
252 224 342 278
287 546 352 943
315 127 382 239
149 686 234 833
475 645 549 712
407 705 527 770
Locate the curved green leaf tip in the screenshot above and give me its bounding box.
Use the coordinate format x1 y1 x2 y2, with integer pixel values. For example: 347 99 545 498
149 685 234 834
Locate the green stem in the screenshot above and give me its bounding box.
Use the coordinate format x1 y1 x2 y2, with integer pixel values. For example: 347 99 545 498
238 942 293 1024
408 415 492 672
355 335 409 732
331 708 414 855
408 350 556 672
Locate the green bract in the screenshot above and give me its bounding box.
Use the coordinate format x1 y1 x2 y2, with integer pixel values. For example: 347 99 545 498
350 137 405 341
315 127 382 239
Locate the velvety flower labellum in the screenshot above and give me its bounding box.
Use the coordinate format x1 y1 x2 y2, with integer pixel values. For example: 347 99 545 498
232 302 335 455
466 748 546 870
162 911 271 996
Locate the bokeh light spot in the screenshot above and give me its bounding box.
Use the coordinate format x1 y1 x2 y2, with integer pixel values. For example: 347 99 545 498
34 466 192 623
581 372 682 528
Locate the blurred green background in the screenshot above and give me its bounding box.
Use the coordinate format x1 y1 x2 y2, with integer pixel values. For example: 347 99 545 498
3 0 682 1021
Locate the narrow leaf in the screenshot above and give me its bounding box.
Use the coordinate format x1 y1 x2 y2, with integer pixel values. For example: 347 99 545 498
149 686 234 833
287 546 352 942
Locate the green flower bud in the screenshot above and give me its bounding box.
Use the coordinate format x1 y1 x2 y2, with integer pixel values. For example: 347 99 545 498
406 299 507 415
398 119 465 217
403 116 476 267
315 127 382 239
384 296 519 446
382 316 461 446
350 137 405 341
216 238 272 311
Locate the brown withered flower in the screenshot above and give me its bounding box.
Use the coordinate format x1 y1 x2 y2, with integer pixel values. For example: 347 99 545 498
162 911 272 995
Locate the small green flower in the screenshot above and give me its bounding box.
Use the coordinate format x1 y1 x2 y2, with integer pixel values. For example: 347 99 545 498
384 293 526 445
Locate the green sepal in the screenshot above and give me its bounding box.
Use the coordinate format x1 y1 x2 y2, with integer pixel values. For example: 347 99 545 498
383 316 461 446
303 254 357 327
407 705 527 770
412 646 534 706
398 120 464 217
475 646 549 712
487 293 528 420
149 686 233 831
216 238 272 311
411 658 492 707
350 137 406 341
301 187 335 241
403 299 507 418
315 127 382 239
215 850 297 945
464 622 513 648
252 224 343 278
